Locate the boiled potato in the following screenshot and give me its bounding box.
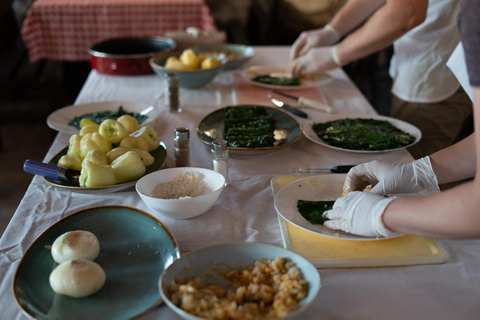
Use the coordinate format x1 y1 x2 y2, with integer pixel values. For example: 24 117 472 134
179 49 201 69
201 57 222 70
197 53 208 63
164 57 180 69
164 57 194 71
164 59 194 71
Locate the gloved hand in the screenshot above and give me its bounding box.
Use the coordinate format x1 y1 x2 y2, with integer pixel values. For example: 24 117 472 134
290 24 341 61
323 191 402 238
343 156 440 196
291 46 342 78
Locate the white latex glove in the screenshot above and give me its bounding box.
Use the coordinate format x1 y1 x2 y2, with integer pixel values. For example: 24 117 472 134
343 156 440 196
323 191 402 238
291 46 342 78
290 24 341 61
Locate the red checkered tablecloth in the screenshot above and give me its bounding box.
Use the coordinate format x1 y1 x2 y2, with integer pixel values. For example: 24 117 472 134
21 0 217 62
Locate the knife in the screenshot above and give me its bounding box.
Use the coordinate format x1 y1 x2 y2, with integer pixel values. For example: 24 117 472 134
271 98 308 118
24 159 80 183
298 165 356 174
271 90 336 114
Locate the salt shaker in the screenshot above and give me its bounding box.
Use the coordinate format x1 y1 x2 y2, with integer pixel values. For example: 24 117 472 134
174 127 190 167
166 73 180 113
211 139 228 185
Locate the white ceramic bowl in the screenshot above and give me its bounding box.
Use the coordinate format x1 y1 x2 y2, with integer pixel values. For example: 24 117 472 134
135 167 225 220
160 242 321 320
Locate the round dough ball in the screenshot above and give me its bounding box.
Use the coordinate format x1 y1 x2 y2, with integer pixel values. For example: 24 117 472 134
49 259 106 298
51 230 100 264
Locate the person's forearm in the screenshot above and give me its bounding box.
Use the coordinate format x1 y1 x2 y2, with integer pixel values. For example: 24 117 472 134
429 134 476 184
429 87 479 183
330 0 386 36
384 87 480 239
336 0 428 64
383 180 480 239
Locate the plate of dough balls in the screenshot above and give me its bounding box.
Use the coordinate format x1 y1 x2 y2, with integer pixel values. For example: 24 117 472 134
13 205 180 320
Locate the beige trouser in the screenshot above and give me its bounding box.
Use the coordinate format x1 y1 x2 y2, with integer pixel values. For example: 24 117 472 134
390 87 473 159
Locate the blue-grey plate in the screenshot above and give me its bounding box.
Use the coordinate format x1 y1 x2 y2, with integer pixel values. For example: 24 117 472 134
44 141 167 193
149 52 225 89
196 105 302 152
13 206 180 320
160 242 321 320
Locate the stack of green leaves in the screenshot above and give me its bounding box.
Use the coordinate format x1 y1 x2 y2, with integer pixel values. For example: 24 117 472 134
297 200 335 225
251 75 301 86
224 106 276 148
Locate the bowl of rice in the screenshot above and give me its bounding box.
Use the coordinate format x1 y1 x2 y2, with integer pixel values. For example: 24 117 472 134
160 242 321 320
136 167 225 219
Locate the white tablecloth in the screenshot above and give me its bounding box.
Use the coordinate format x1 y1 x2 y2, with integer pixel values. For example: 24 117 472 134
1 47 479 320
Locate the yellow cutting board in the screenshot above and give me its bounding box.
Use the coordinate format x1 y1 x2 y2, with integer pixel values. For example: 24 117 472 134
272 175 449 268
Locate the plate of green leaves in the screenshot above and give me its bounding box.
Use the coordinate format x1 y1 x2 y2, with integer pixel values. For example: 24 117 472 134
47 101 158 134
196 105 301 153
274 174 399 241
240 65 332 90
303 113 421 153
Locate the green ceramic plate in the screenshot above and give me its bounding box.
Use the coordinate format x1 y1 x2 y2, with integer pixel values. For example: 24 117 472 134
196 105 302 152
13 206 180 320
44 141 167 193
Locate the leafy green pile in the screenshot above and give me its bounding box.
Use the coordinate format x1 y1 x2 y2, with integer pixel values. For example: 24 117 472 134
68 106 148 129
312 118 416 151
224 106 276 148
297 200 334 225
251 75 300 86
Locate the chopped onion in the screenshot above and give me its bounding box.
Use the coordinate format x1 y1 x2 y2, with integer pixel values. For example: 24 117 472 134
51 230 100 264
49 259 106 298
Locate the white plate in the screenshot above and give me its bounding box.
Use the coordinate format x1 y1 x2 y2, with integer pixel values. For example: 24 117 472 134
240 65 332 90
47 101 158 134
302 113 421 153
274 174 397 241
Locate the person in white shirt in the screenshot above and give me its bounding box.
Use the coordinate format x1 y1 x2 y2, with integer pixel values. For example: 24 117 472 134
290 0 472 159
321 0 480 239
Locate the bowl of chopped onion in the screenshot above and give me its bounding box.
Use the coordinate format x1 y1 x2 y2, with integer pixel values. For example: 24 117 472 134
159 242 321 320
135 167 225 220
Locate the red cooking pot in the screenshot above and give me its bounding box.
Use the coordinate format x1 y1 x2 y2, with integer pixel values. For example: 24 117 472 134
88 37 176 75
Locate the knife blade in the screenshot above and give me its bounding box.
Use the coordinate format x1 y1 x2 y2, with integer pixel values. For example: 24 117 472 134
271 98 308 118
24 159 80 183
298 165 356 174
271 90 336 114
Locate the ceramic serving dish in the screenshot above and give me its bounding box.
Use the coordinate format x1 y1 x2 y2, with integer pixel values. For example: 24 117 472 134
197 105 302 153
13 206 180 320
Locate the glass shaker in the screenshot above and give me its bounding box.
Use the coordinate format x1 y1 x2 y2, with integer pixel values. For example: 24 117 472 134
166 73 180 113
174 127 190 167
211 139 228 185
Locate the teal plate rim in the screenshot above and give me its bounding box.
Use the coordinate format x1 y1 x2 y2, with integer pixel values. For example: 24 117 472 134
44 141 167 191
12 205 180 320
196 105 302 152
